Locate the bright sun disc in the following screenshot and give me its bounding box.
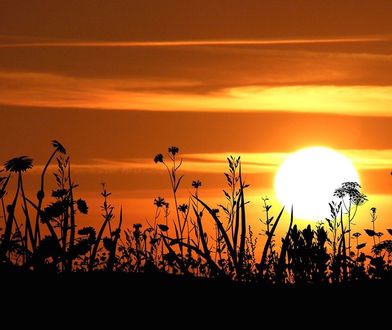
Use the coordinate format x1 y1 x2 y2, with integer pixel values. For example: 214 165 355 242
274 147 359 221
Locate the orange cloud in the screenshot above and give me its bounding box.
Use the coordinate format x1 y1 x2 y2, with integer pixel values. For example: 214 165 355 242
29 149 392 174
0 36 390 48
1 71 392 116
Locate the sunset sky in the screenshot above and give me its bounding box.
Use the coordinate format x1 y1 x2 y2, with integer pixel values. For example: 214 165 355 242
1 1 391 235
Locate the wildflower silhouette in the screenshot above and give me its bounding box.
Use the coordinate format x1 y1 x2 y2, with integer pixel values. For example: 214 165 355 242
0 142 392 286
168 146 179 156
178 204 188 213
334 182 367 255
4 156 33 172
154 154 164 163
192 180 202 189
154 197 167 208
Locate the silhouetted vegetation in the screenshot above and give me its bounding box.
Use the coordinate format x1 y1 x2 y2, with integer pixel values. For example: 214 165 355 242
1 142 391 286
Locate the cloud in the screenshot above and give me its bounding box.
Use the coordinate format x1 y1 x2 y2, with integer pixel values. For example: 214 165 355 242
0 36 390 48
29 149 392 174
1 70 392 116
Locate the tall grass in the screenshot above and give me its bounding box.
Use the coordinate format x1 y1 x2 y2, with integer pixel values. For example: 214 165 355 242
0 142 391 284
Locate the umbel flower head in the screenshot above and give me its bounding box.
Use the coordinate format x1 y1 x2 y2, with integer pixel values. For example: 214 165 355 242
333 181 368 206
4 156 33 173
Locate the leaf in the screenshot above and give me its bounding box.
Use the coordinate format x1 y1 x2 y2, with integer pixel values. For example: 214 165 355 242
387 229 392 236
195 196 236 261
174 175 184 193
158 224 169 232
223 190 231 201
260 206 285 268
356 243 366 250
364 229 376 237
78 226 95 236
224 173 232 185
103 237 114 251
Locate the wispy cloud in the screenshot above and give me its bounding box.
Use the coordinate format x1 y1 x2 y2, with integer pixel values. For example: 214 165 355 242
1 71 392 116
30 149 392 174
0 36 390 48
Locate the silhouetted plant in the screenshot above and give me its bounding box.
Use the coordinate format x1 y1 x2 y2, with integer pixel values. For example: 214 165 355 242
154 146 187 258
1 156 34 264
89 184 114 271
34 140 66 246
1 142 392 286
334 182 367 256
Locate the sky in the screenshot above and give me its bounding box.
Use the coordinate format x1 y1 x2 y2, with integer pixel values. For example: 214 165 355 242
1 0 391 237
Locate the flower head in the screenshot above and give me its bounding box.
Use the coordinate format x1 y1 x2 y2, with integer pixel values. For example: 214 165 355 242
333 181 367 206
192 180 202 189
4 156 33 173
51 140 66 154
154 153 164 163
154 197 166 208
76 199 88 214
168 146 179 156
178 204 188 213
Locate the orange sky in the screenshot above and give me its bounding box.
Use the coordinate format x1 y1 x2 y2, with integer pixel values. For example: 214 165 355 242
0 0 391 237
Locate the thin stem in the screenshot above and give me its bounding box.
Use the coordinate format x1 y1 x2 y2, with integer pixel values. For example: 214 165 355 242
0 174 21 261
34 149 57 245
19 172 35 253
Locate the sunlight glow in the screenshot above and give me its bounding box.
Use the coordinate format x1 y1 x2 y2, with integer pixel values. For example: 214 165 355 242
274 147 360 221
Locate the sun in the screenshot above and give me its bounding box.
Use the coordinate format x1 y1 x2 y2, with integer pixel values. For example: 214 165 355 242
274 146 360 221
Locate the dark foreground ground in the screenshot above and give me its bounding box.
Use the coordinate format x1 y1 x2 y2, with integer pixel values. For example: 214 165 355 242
2 271 391 314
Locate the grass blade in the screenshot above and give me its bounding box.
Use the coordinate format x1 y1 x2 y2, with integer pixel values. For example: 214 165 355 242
260 206 285 272
194 196 236 263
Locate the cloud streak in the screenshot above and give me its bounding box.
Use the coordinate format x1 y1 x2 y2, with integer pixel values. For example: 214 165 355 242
2 71 392 116
0 36 391 48
29 150 392 174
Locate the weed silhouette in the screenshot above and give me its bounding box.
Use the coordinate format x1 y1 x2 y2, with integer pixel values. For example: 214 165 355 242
0 142 391 288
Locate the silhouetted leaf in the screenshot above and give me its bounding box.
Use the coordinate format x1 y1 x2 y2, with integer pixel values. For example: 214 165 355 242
158 224 169 232
223 190 230 200
103 237 114 251
387 229 392 236
364 229 376 237
174 175 184 193
356 243 366 250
